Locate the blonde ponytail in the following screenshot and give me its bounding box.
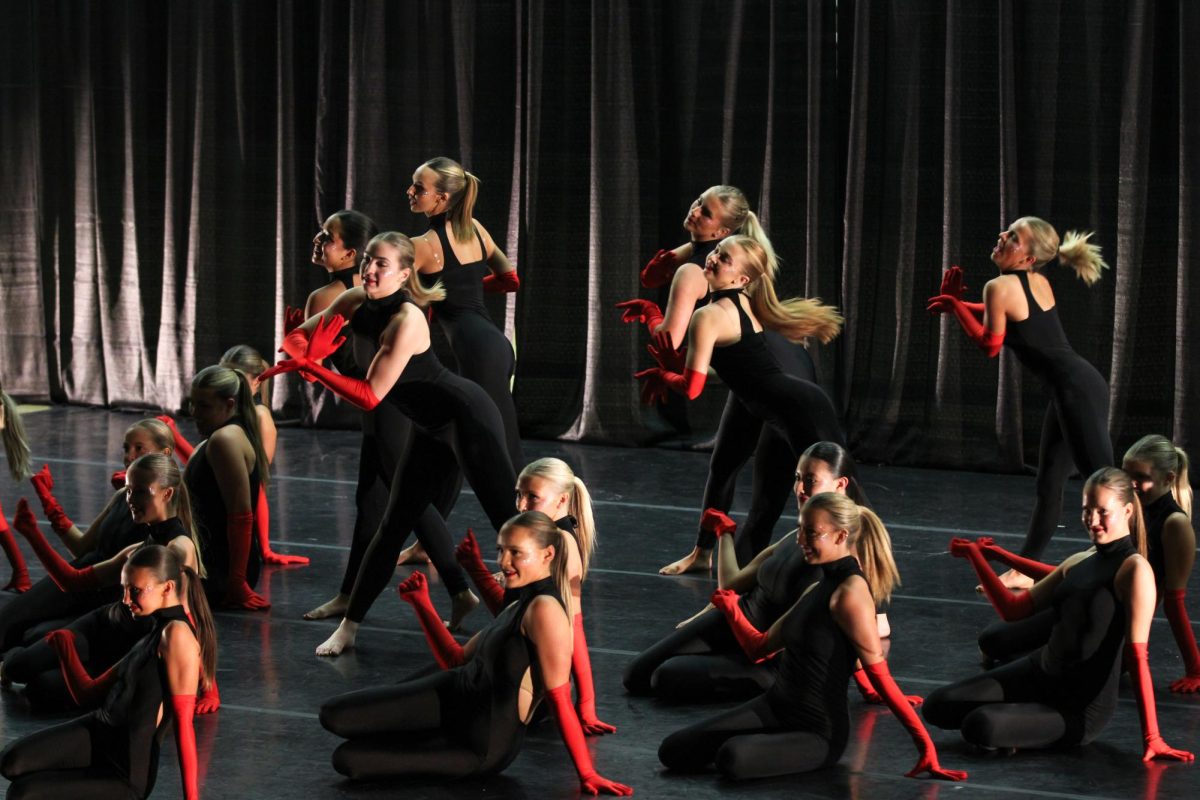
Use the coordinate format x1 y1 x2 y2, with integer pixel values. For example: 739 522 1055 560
803 492 900 603
1015 216 1108 286
1124 434 1192 518
1 389 33 481
518 458 597 579
421 157 480 244
723 235 842 344
368 232 446 308
502 510 573 621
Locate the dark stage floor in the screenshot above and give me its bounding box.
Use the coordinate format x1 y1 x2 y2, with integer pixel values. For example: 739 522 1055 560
2 406 1198 799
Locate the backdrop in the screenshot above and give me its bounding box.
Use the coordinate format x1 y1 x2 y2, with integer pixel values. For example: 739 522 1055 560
0 0 1196 470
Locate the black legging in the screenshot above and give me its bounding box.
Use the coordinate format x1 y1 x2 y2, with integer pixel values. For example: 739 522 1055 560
0 555 116 656
977 608 1056 664
922 655 1118 748
441 311 523 470
659 692 838 779
0 716 148 799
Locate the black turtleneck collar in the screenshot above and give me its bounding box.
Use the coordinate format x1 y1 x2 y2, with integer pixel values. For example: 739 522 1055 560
143 517 186 545
331 265 358 290
709 287 744 302
502 575 559 610
555 516 577 536
821 555 861 580
364 288 409 315
427 212 448 231
1095 534 1136 558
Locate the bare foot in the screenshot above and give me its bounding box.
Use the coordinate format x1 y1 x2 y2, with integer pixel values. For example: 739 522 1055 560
448 590 480 632
659 547 712 576
316 619 359 656
975 568 1034 593
396 542 430 566
304 594 349 620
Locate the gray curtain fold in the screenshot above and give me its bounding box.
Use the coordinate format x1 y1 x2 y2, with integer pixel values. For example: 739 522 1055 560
1 0 1196 468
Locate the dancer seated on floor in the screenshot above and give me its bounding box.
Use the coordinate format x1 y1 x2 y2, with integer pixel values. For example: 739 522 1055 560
454 457 614 734
924 468 1192 761
624 441 885 703
619 186 817 575
1 384 34 591
3 454 218 713
320 511 632 795
0 420 175 654
659 492 964 781
0 545 214 799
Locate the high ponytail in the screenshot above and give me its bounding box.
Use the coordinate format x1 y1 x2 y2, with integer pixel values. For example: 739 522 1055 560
802 492 900 603
369 231 446 308
1084 467 1147 558
1015 216 1108 286
707 185 778 276
190 365 269 490
1123 435 1192 518
502 510 573 622
800 441 870 508
421 157 480 244
1 388 33 481
518 458 597 579
127 453 207 579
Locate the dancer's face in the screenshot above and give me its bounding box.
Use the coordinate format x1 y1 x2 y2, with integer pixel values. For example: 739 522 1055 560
683 191 730 242
702 242 751 291
122 566 172 617
798 507 847 563
125 468 174 525
794 457 849 508
359 241 409 300
312 218 355 270
188 387 236 438
515 475 570 519
496 525 554 589
123 428 167 469
407 167 446 216
990 223 1035 271
1081 485 1133 544
1122 458 1171 506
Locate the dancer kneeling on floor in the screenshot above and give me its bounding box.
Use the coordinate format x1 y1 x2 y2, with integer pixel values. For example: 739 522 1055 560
320 511 632 795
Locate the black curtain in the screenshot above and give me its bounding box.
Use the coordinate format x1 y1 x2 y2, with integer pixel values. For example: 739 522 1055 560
1 0 1195 468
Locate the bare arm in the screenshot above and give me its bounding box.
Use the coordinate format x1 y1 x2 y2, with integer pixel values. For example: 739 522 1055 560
476 222 516 276
1160 513 1195 592
719 536 783 593
652 263 708 349
255 405 277 465
206 427 253 516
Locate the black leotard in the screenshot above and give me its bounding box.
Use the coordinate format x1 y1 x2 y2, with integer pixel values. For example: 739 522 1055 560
0 605 194 798
925 535 1136 748
419 213 522 467
321 577 563 780
184 416 262 598
1003 271 1112 559
1143 492 1186 586
342 290 516 623
658 556 862 779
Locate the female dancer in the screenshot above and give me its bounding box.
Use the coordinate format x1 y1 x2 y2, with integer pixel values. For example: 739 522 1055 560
927 217 1112 588
924 468 1192 760
320 511 631 794
264 231 516 655
0 420 175 654
1 384 34 591
621 187 818 575
0 544 215 799
408 156 522 467
454 457 614 734
659 492 965 781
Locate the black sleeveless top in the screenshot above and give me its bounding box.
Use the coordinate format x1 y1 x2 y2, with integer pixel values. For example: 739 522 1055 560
689 239 720 272
707 288 788 391
324 268 366 379
739 534 821 630
1002 272 1083 384
330 265 358 290
418 213 490 320
1142 493 1187 587
92 499 142 561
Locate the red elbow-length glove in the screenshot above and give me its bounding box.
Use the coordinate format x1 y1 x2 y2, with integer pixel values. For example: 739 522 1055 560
545 682 633 795
927 273 1002 357
171 693 200 799
397 571 465 669
0 498 32 593
634 367 706 405
572 613 616 735
46 629 118 707
256 486 309 566
482 270 520 294
1163 590 1200 693
701 508 737 539
641 248 679 289
155 416 195 464
948 538 1034 621
283 304 306 335
1124 642 1195 761
29 464 75 537
974 536 1054 580
222 510 270 610
862 660 967 780
615 298 665 336
263 316 379 409
12 499 99 592
711 588 772 662
454 530 505 615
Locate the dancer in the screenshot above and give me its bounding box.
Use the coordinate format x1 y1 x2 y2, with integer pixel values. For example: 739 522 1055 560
659 493 965 781
455 457 614 734
1 384 34 591
0 545 215 799
320 511 631 794
621 187 818 574
263 231 517 655
927 217 1112 588
924 468 1192 760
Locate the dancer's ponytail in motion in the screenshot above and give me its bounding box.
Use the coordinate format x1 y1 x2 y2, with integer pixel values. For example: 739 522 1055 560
803 492 900 604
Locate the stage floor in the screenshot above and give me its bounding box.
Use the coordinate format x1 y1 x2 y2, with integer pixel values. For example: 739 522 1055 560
2 406 1198 799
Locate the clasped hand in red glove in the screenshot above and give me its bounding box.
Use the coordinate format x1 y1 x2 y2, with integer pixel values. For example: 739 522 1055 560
700 509 737 538
940 265 967 299
641 248 679 289
397 570 431 603
647 340 686 373
948 537 977 558
710 587 740 615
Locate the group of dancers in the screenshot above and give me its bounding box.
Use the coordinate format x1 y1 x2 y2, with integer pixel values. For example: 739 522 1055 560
0 157 1196 797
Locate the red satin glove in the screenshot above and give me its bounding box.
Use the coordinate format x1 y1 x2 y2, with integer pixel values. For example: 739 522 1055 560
0 499 32 593
292 359 382 410
155 416 195 463
222 511 270 610
46 629 117 707
939 266 967 299
110 471 127 490
255 487 309 566
12 499 99 592
454 530 505 615
927 294 1003 357
483 270 520 293
572 613 616 735
545 683 633 795
1163 590 1200 693
711 588 771 662
641 248 679 289
852 667 922 706
304 314 349 363
196 677 221 715
974 536 1054 580
1125 642 1195 762
700 508 737 538
615 299 665 335
862 660 967 781
29 464 74 536
171 693 200 800
634 367 706 405
646 340 686 373
948 537 1033 621
397 571 465 669
283 304 306 335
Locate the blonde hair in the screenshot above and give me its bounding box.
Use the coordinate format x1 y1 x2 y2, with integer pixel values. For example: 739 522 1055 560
368 232 445 308
128 417 175 453
501 511 573 621
802 492 899 603
1 389 33 481
220 344 272 408
707 185 777 273
420 156 480 244
722 235 843 344
1083 467 1147 558
1014 216 1108 286
1124 435 1192 518
126 453 207 579
519 458 597 580
190 365 269 490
